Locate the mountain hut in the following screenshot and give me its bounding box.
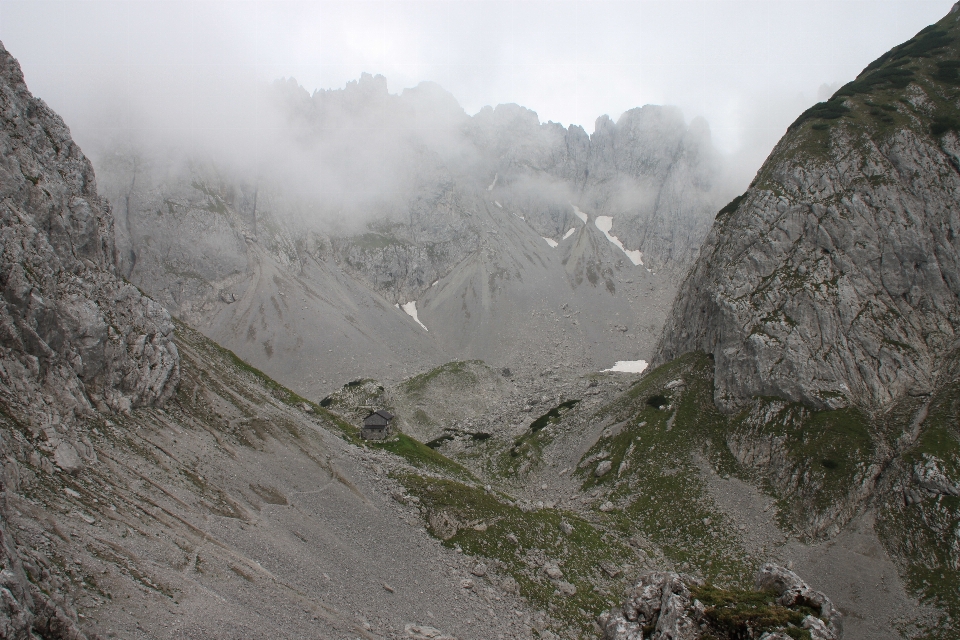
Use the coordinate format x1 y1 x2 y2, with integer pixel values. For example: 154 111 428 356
361 409 394 440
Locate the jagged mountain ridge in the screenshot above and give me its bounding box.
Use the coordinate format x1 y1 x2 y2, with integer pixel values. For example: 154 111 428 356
93 73 729 399
0 44 800 640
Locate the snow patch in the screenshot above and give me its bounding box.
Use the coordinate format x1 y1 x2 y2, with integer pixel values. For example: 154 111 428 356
595 216 643 266
572 204 588 224
494 201 502 208
562 227 576 240
487 173 498 191
542 237 558 248
602 360 648 374
401 301 428 331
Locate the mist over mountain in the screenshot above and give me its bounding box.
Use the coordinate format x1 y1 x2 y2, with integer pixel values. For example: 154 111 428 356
5 3 960 640
90 73 732 397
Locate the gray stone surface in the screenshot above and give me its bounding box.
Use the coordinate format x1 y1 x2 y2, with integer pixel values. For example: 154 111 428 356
659 100 960 413
601 566 842 640
0 38 181 640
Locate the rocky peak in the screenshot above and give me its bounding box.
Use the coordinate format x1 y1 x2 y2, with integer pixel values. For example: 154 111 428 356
658 4 960 413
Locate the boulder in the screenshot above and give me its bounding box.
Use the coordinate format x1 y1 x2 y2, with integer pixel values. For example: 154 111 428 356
755 563 842 640
601 565 842 640
595 460 613 477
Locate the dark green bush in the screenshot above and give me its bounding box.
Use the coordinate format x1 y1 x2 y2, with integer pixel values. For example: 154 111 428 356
529 399 580 432
426 433 455 449
789 98 850 130
834 64 915 98
716 193 747 218
646 394 668 408
935 60 960 84
931 115 960 136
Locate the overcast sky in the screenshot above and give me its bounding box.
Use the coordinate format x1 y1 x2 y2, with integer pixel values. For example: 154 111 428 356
0 0 954 174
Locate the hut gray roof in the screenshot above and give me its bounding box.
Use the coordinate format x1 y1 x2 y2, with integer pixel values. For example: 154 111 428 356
363 410 394 428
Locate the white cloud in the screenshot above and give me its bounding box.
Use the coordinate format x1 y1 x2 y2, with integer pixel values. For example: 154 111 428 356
0 0 952 176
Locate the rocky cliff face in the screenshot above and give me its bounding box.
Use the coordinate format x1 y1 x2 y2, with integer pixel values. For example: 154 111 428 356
659 4 960 414
0 40 179 451
90 72 729 397
0 40 179 637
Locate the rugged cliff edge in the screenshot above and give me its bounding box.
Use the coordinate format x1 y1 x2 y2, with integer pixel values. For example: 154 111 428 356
659 3 960 414
0 40 179 637
0 40 179 463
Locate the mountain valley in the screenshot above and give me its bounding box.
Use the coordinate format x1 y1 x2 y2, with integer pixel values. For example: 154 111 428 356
3 4 960 640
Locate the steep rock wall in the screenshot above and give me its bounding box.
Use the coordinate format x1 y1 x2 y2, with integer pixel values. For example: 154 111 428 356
658 5 960 413
0 39 180 457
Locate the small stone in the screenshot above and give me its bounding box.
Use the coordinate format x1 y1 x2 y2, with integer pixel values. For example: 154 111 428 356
383 583 395 593
599 501 615 512
544 565 563 580
461 578 474 589
404 624 450 639
557 581 577 596
506 533 519 545
471 563 487 577
559 521 574 536
595 460 613 477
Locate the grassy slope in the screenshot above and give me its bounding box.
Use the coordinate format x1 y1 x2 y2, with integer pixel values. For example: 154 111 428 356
317 360 640 636
875 363 960 636
565 350 959 637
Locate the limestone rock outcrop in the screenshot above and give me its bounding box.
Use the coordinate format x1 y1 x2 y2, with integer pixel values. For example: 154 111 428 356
0 39 179 635
600 565 841 640
598 571 703 640
0 40 179 426
754 564 842 639
658 5 960 413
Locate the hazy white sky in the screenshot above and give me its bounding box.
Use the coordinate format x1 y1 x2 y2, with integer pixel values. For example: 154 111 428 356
0 0 954 170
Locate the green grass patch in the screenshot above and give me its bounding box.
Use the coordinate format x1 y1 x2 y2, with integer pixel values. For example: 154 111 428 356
396 474 636 635
498 399 580 478
371 432 473 479
574 353 754 585
691 584 815 640
401 360 484 396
